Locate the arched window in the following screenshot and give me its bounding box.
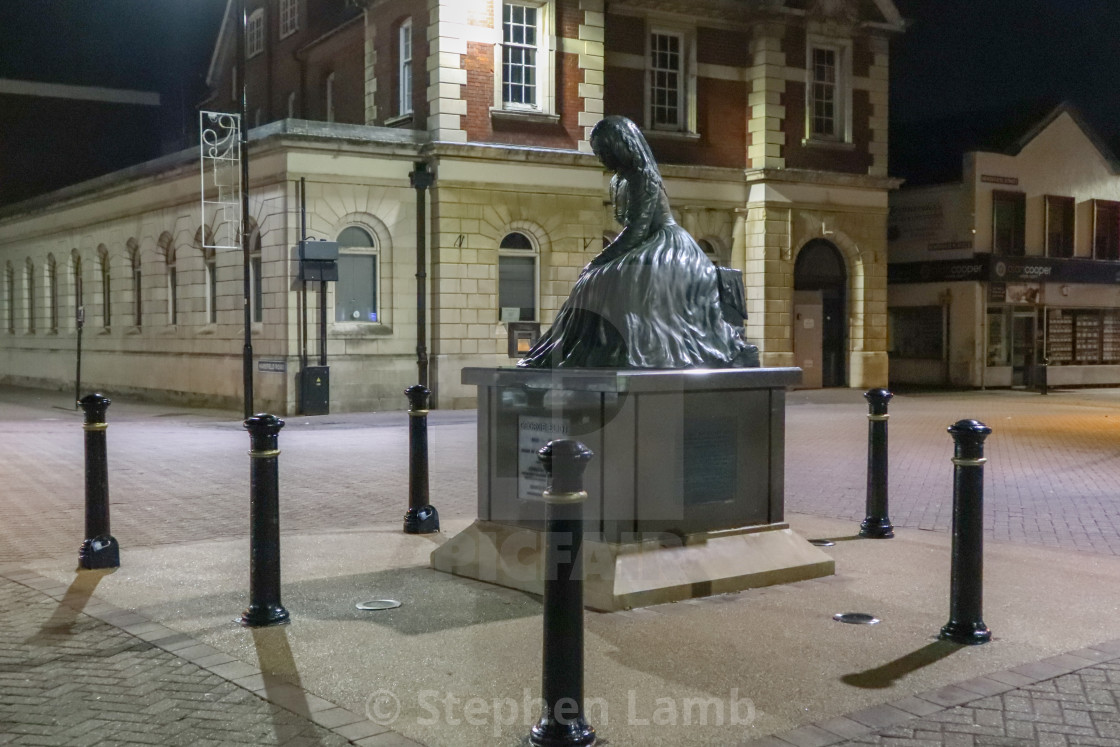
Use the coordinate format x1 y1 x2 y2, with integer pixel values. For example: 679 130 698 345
498 231 537 322
128 239 142 327
24 258 35 333
697 239 716 263
250 232 263 323
98 246 111 328
47 254 58 332
4 263 13 334
159 233 177 325
71 250 83 330
335 226 378 323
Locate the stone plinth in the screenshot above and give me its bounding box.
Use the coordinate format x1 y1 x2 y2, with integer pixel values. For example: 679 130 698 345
431 366 834 611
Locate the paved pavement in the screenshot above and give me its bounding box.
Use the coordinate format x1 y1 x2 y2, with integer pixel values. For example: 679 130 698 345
2 383 1120 745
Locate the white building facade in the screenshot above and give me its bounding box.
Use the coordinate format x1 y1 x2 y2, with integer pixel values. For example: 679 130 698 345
888 105 1120 388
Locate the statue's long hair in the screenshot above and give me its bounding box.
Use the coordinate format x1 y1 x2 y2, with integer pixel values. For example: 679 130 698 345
591 116 663 226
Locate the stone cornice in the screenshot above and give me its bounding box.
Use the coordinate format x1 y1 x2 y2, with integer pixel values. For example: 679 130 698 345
745 167 903 191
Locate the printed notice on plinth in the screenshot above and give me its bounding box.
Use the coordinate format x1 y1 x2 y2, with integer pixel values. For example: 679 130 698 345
517 416 570 502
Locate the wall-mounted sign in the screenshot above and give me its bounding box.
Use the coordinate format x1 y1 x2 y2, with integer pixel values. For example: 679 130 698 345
258 359 287 373
928 240 974 252
988 282 1006 302
981 174 1019 185
517 416 570 502
891 255 1120 285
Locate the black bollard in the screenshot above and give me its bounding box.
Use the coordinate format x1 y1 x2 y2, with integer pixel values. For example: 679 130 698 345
403 385 440 534
530 439 596 747
239 413 290 627
939 419 992 645
78 393 120 569
859 388 894 539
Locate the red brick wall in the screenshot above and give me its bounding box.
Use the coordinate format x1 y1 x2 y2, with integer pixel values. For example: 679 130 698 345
785 25 806 69
605 13 644 56
370 0 429 127
603 18 750 169
558 0 582 40
215 0 364 123
303 22 365 124
603 66 643 123
464 45 581 148
782 82 872 173
463 41 493 139
461 0 585 148
852 37 871 78
697 27 749 67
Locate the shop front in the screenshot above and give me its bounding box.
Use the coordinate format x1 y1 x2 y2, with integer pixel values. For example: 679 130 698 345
889 255 1120 388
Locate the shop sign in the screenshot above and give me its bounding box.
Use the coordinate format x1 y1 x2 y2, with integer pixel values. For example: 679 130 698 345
988 282 1006 302
889 259 985 283
928 240 973 252
980 174 1019 185
892 255 1120 285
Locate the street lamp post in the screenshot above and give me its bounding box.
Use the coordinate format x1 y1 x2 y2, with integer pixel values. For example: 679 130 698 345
237 0 254 419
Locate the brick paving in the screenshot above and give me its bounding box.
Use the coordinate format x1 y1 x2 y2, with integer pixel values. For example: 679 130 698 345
784 388 1120 555
5 384 1120 746
759 644 1120 747
0 573 358 746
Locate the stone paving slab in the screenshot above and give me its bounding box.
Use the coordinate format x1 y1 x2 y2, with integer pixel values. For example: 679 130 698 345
0 571 421 746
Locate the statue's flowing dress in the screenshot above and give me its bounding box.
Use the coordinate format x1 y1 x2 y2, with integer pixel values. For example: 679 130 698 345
518 169 753 369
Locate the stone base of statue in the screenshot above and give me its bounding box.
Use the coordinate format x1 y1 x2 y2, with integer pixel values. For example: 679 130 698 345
430 366 834 611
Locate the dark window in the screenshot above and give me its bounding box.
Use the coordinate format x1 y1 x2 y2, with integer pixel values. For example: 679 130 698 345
1094 200 1120 260
48 257 58 332
992 191 1025 256
1045 195 1074 258
99 252 111 327
889 306 943 359
499 231 536 322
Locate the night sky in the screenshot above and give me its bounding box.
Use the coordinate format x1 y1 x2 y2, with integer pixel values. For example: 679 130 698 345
2 1 1120 203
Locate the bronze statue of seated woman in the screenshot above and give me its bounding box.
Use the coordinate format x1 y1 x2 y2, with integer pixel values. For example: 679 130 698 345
518 115 758 369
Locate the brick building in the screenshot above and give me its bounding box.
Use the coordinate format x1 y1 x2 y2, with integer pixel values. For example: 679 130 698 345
0 0 903 412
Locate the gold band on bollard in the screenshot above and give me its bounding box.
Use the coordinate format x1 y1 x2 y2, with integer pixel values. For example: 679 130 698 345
951 456 987 467
541 489 588 505
867 414 889 421
82 423 109 431
249 449 282 459
408 409 430 417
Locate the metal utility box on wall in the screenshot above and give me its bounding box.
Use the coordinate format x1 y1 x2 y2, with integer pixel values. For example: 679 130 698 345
299 366 330 415
506 322 541 358
298 240 339 282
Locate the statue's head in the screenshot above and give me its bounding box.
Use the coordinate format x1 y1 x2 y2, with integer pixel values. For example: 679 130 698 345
590 116 658 178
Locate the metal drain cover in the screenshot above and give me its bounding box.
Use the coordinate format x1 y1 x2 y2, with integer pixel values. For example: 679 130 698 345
356 599 402 611
833 612 879 625
809 539 836 547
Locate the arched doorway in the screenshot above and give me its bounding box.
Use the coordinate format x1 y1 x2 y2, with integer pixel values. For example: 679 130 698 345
793 240 847 387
